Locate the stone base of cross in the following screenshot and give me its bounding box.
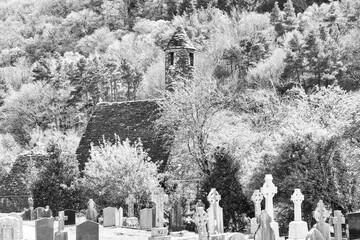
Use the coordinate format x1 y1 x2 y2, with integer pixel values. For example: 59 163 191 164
148 227 171 240
288 221 308 240
55 231 68 240
270 221 280 240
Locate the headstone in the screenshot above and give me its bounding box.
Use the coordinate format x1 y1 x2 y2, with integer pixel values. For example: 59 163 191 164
254 211 275 240
76 220 99 240
0 216 21 240
227 233 247 240
8 213 23 239
85 199 98 222
103 207 117 227
288 189 308 240
313 200 330 240
55 211 68 240
28 197 34 221
119 207 123 227
125 194 136 217
193 206 208 240
330 210 345 240
305 228 325 240
207 188 224 234
151 188 168 227
169 201 182 232
260 174 279 240
64 210 76 225
250 190 263 236
35 218 54 240
140 208 154 230
34 207 45 220
348 212 360 240
42 206 53 218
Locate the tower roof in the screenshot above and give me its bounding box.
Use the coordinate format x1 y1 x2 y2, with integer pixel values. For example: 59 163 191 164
165 25 195 51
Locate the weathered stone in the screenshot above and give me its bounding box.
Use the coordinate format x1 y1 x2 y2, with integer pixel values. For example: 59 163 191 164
8 213 23 239
169 202 182 232
193 206 208 240
0 216 21 240
330 210 345 240
76 220 99 240
151 188 168 228
124 216 139 228
151 227 168 236
140 208 154 230
35 218 54 240
348 212 360 240
207 188 224 234
250 190 263 236
126 195 136 218
209 234 227 240
288 189 308 240
313 200 330 240
85 199 97 222
103 207 117 227
254 211 275 240
55 231 68 240
118 207 123 227
226 233 247 240
64 210 76 225
305 228 325 240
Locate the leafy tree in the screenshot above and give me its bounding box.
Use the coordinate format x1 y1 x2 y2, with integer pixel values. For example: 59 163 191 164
270 2 285 37
179 0 196 15
0 133 22 181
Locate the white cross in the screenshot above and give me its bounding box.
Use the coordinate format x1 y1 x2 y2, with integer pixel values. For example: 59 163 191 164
291 189 304 221
260 174 277 221
251 190 263 218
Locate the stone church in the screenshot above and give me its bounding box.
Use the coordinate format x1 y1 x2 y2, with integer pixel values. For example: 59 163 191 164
76 26 196 171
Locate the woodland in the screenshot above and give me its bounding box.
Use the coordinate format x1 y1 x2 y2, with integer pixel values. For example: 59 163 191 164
1 0 360 234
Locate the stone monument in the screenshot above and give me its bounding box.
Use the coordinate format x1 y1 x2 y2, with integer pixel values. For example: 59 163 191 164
288 189 308 240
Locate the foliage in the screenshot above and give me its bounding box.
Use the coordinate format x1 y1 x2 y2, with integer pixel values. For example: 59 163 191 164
82 137 160 208
0 133 22 180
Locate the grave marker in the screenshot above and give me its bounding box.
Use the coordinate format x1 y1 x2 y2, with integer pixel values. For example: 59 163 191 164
76 220 99 240
348 212 360 240
55 211 68 240
288 189 308 240
125 194 136 217
330 210 345 240
193 206 208 240
35 218 54 240
250 190 263 236
34 207 45 220
207 188 224 235
151 188 168 227
103 207 117 227
0 216 21 240
254 211 275 240
140 208 154 230
118 207 123 227
42 206 53 218
313 200 330 240
169 201 182 232
64 210 76 225
8 213 23 239
85 199 98 222
305 228 325 240
260 174 279 240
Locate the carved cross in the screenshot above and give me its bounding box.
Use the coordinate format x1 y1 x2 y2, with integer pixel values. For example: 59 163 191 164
251 190 263 218
151 188 168 227
260 174 277 221
125 194 136 217
291 189 304 221
58 211 68 232
313 200 331 240
330 210 345 240
193 206 208 240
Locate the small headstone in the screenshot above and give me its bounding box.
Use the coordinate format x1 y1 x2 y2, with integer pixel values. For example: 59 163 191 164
170 201 182 232
305 228 325 240
207 188 224 234
288 189 308 240
8 213 23 239
42 206 53 218
125 194 136 217
76 220 99 240
34 207 45 220
0 216 21 240
254 211 275 240
250 190 263 236
260 174 279 240
103 207 117 227
119 207 123 227
193 206 208 240
55 211 68 240
85 199 98 222
330 210 345 240
28 197 34 221
313 200 330 240
64 210 76 225
348 212 360 240
140 208 154 230
151 188 168 228
35 218 54 240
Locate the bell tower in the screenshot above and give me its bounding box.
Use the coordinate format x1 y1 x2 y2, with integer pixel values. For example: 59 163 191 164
165 26 196 91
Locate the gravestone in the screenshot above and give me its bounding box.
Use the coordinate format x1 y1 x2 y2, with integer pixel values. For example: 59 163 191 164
118 207 123 227
64 210 76 225
288 189 308 240
8 213 23 239
250 190 263 236
0 216 21 240
55 211 68 240
42 206 53 218
313 200 330 240
260 174 279 240
35 218 54 240
28 197 34 221
149 187 170 240
76 220 99 240
348 212 360 240
227 233 247 240
126 194 136 217
34 207 45 220
193 206 208 240
207 188 224 234
169 201 182 232
330 210 345 240
254 211 275 240
305 228 325 240
103 207 117 227
140 208 155 230
85 199 98 222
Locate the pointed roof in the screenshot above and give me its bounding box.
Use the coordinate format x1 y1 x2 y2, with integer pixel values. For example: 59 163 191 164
165 25 195 51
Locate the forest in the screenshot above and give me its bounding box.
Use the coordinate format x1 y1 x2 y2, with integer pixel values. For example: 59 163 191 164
1 0 360 234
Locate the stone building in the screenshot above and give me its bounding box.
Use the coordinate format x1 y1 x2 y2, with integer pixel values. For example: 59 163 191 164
76 26 196 170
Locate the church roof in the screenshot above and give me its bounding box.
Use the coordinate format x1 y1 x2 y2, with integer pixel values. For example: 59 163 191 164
165 25 195 50
76 99 171 171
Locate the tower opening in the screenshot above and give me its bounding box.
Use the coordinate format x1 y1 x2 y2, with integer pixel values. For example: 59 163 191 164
170 52 174 65
189 52 194 66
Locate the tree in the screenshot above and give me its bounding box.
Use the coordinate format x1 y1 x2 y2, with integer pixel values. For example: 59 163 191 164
270 2 285 37
82 137 160 207
283 0 297 32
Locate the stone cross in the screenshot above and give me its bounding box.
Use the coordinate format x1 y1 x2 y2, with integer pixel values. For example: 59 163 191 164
291 189 304 221
313 200 331 240
58 211 68 232
193 206 208 240
260 174 277 221
251 190 263 218
151 188 168 228
330 210 345 240
207 188 224 234
126 194 136 217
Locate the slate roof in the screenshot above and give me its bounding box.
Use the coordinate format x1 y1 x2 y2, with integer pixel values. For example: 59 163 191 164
165 25 196 50
76 99 171 171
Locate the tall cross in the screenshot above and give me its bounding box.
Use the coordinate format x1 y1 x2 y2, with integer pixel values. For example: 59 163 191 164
291 189 304 221
207 188 223 234
126 194 136 217
251 190 263 218
151 187 168 227
330 210 345 240
313 200 331 240
193 206 208 240
58 211 68 232
260 174 277 221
